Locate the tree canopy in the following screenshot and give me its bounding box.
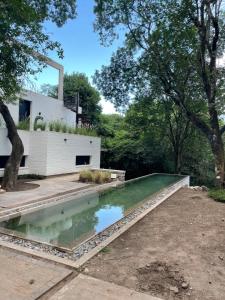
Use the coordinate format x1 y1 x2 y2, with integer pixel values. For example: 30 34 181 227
0 0 77 190
94 0 225 186
63 73 102 125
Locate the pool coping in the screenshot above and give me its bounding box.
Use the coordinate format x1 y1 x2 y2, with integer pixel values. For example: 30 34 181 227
0 174 190 269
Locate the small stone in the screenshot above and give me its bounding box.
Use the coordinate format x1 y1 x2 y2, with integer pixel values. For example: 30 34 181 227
222 218 225 222
84 268 89 273
29 279 35 285
209 281 212 284
169 286 179 294
201 185 208 192
218 255 224 261
181 282 189 289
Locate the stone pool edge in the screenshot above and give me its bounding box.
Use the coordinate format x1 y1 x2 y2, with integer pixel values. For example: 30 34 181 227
0 175 189 269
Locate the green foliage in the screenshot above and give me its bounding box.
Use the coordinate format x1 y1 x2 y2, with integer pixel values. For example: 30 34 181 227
100 247 111 253
34 122 46 131
92 171 111 184
73 127 97 137
98 109 214 184
93 0 225 185
0 1 77 103
79 169 93 183
79 169 111 184
208 189 225 203
62 123 67 133
63 73 102 125
17 118 30 131
48 120 97 136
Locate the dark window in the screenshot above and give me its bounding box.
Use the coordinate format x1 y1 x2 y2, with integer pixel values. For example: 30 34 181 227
0 156 26 168
19 100 31 122
76 156 90 166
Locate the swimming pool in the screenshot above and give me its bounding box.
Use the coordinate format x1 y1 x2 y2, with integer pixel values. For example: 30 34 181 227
0 174 184 250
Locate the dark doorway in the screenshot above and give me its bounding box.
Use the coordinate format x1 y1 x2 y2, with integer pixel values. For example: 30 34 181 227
19 99 31 122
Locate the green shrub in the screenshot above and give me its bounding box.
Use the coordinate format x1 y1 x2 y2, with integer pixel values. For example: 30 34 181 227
47 122 98 137
62 123 68 133
48 120 63 132
102 171 111 183
92 171 102 184
73 127 97 137
79 170 111 184
79 169 93 183
54 120 62 132
208 188 225 203
49 121 54 131
34 122 46 131
93 171 111 184
67 126 73 134
17 118 30 130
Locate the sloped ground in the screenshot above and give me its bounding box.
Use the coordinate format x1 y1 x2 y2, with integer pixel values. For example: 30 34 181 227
84 188 225 300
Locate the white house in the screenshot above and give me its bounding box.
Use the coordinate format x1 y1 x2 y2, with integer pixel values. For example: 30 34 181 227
0 58 101 177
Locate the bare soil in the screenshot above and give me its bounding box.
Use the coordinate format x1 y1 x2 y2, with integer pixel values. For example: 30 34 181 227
9 180 40 192
83 188 225 300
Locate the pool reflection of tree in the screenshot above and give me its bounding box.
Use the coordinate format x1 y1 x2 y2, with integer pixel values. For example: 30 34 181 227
1 175 181 248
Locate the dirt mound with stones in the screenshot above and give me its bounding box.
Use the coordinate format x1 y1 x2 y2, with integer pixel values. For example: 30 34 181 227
136 261 191 299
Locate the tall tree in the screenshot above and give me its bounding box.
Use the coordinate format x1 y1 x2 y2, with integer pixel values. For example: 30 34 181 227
93 0 225 186
0 0 76 190
63 73 102 125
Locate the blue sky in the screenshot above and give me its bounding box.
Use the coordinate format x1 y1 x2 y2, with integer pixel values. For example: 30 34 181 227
32 0 124 113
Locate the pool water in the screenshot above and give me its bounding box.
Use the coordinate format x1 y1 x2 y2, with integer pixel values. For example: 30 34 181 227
0 174 181 249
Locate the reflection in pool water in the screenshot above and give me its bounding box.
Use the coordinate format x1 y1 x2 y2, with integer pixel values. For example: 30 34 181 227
0 174 181 249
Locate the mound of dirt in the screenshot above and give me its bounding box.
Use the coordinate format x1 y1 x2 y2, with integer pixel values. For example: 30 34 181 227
136 261 191 299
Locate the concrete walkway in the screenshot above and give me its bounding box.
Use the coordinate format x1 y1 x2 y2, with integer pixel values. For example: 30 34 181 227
0 246 162 300
0 174 90 209
49 274 162 300
0 246 72 300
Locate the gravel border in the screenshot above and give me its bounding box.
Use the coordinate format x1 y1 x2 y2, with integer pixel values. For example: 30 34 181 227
0 176 189 263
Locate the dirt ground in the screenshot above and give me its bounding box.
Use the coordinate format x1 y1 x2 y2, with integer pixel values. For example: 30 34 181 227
83 188 225 300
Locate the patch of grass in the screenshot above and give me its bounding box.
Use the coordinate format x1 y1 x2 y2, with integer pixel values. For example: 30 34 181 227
100 247 111 254
17 118 30 130
208 188 225 203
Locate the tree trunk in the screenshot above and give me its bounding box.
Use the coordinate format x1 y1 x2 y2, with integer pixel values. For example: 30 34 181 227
174 149 182 174
0 100 24 191
210 134 225 187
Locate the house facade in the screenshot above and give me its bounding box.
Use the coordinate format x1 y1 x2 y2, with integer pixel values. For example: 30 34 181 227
0 58 101 177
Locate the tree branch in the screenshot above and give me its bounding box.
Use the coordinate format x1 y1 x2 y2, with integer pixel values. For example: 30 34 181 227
220 124 225 135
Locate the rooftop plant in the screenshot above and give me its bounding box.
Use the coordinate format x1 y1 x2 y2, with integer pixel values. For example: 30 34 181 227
17 118 30 131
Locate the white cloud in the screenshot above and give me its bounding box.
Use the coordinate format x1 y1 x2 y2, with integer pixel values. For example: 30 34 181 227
100 98 118 114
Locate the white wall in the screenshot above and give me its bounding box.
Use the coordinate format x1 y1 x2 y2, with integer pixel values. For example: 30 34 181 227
0 128 30 177
2 90 76 129
0 128 29 156
29 131 101 176
0 129 101 177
